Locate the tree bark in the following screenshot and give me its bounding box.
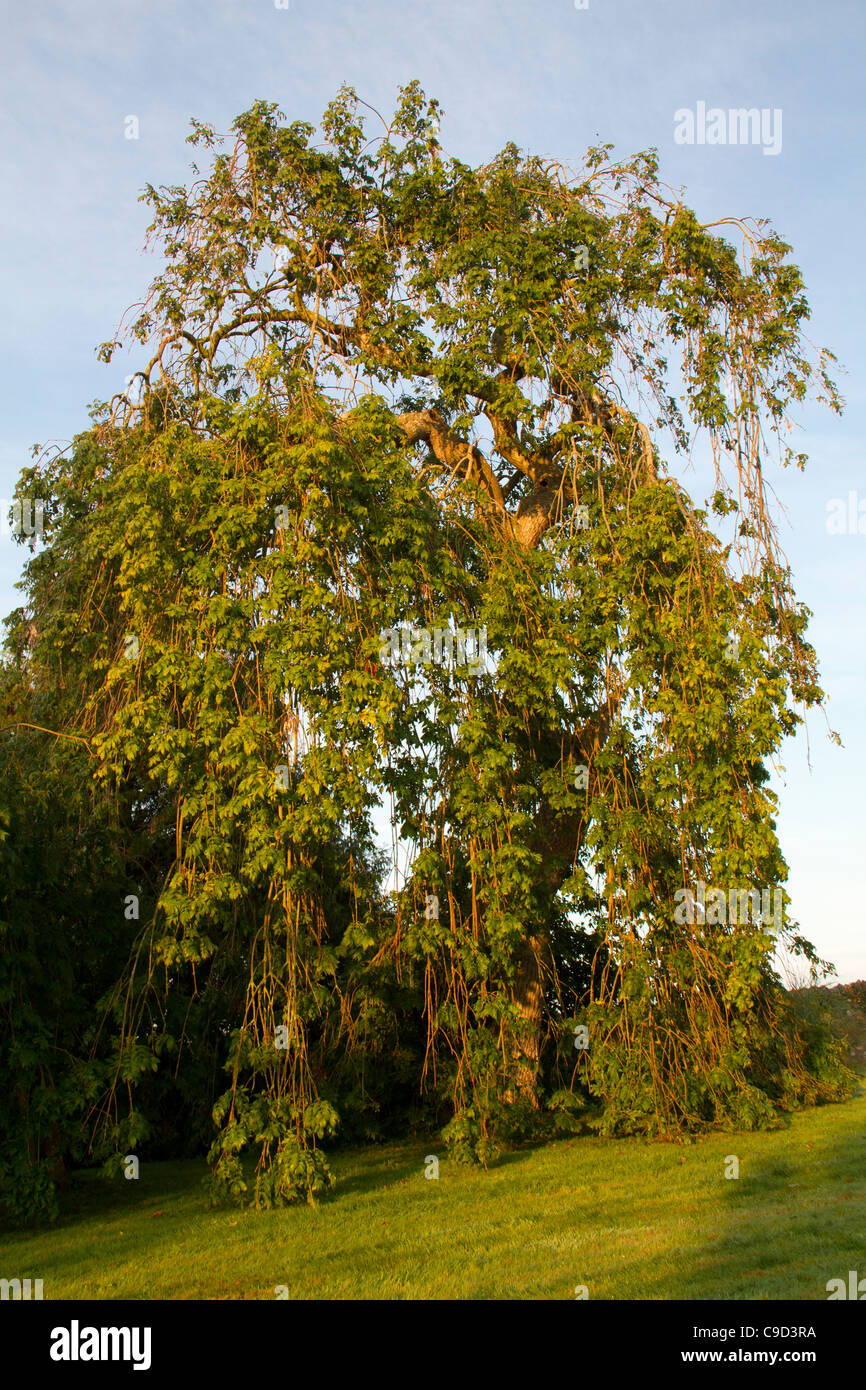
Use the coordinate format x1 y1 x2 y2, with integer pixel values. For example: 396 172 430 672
507 934 548 1106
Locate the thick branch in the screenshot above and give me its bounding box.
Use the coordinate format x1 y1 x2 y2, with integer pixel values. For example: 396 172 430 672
395 409 506 510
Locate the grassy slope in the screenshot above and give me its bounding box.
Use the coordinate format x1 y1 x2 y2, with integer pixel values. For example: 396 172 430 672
2 1090 865 1301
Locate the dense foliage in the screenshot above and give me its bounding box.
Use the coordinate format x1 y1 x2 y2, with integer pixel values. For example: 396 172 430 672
0 84 854 1221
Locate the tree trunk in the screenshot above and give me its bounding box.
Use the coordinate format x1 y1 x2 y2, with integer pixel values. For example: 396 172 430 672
508 935 547 1106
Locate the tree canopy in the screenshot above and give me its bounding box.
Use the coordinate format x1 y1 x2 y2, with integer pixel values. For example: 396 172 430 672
0 82 852 1218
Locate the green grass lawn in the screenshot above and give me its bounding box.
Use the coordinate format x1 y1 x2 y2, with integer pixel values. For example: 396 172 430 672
3 1091 865 1300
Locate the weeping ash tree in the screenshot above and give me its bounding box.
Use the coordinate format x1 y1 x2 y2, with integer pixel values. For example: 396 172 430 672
2 82 853 1211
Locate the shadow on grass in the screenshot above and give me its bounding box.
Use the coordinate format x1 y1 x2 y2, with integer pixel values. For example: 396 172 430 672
0 1161 202 1244
609 1103 866 1301
712 1111 866 1300
327 1132 534 1200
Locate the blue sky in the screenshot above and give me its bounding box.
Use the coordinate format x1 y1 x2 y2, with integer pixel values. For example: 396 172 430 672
1 0 864 980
